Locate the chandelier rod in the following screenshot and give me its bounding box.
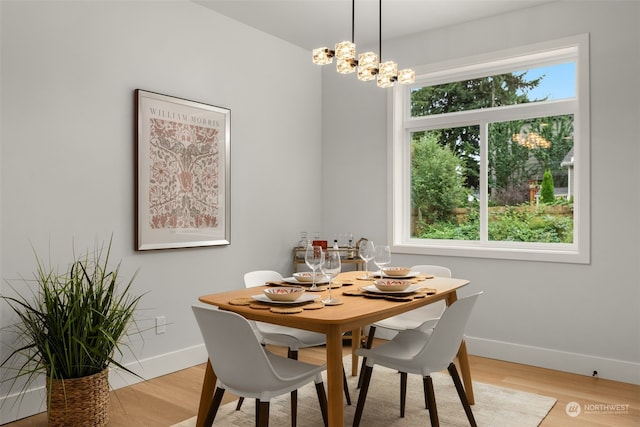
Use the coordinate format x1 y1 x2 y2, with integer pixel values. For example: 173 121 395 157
378 0 382 60
351 0 355 43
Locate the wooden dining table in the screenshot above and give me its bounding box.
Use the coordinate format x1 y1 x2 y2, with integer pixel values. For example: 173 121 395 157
196 270 473 427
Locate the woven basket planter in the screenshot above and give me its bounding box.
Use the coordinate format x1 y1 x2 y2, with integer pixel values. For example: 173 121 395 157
46 368 110 427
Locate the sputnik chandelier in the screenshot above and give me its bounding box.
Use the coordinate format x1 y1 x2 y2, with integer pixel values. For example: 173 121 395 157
312 0 415 88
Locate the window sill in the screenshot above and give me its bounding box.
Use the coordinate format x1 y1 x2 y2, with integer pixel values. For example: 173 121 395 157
391 241 589 264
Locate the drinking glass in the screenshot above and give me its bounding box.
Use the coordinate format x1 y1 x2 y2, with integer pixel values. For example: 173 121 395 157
358 240 375 280
305 245 324 291
374 245 391 277
320 249 342 305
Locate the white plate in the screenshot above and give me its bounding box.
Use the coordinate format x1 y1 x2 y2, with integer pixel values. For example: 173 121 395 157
362 284 422 294
251 294 321 304
373 270 419 279
283 276 330 285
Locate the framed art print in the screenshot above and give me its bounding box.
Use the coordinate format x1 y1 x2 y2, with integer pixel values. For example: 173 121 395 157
135 89 230 250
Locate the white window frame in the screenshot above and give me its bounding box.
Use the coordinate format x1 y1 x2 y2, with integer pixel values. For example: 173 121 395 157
389 34 590 264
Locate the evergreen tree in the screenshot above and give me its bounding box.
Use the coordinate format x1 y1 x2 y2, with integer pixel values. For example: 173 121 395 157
540 169 555 203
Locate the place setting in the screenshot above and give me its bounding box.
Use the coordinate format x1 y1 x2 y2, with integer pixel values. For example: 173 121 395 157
344 275 437 301
229 287 326 314
275 272 331 287
361 278 424 295
374 266 420 279
252 287 320 304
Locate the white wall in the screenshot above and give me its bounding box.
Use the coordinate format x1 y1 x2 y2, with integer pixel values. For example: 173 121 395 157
0 0 322 422
321 1 640 384
1 0 638 423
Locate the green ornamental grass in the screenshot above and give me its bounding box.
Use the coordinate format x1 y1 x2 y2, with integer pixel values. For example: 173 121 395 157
1 238 144 401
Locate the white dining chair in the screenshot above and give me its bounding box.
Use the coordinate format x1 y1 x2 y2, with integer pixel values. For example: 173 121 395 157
238 270 351 408
353 292 482 427
358 265 451 387
191 305 328 427
243 271 331 356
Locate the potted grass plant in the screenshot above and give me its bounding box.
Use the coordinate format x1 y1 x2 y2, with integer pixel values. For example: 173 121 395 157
0 238 143 426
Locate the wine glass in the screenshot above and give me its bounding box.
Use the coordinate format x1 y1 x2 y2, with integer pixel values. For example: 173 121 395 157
320 249 342 305
358 240 375 280
374 245 391 278
305 245 324 291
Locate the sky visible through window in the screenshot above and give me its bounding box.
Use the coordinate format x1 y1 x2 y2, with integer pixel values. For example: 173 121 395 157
517 62 576 100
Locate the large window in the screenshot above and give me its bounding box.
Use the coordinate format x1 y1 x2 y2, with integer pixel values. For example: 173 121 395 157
390 35 590 263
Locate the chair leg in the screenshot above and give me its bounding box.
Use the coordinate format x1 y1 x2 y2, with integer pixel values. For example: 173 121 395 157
400 372 407 417
315 381 329 427
423 376 439 427
256 400 270 427
448 362 477 427
353 364 373 427
290 390 297 427
357 326 377 388
287 347 300 426
291 346 350 405
343 367 352 405
204 387 226 427
422 377 429 409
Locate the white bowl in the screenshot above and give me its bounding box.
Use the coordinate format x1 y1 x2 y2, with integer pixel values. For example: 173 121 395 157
382 266 412 277
293 272 324 283
263 287 306 302
374 279 412 292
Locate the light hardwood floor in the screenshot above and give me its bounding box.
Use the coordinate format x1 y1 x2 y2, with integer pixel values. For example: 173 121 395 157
5 342 639 427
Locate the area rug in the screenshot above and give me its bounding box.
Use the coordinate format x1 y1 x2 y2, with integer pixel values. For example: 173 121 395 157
172 356 556 427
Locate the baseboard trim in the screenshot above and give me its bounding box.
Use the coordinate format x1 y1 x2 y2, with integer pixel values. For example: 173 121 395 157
109 344 208 389
0 344 208 424
465 335 640 385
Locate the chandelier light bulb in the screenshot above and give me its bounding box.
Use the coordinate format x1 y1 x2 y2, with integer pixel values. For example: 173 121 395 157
337 58 357 74
397 68 415 84
377 76 394 88
335 41 356 60
357 52 378 81
312 47 334 65
377 61 398 88
378 61 397 78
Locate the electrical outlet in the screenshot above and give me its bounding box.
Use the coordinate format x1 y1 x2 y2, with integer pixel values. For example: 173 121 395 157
155 316 166 335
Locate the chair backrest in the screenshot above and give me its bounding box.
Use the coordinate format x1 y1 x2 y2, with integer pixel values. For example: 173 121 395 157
191 305 284 393
410 265 452 278
244 270 284 288
401 265 451 321
414 292 482 373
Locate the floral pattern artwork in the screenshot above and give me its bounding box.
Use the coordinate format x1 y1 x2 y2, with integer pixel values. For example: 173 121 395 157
136 89 230 250
148 118 219 229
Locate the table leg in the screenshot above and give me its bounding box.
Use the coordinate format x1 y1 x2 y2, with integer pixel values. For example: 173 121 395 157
326 327 344 426
446 292 475 405
351 328 361 376
196 359 217 427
